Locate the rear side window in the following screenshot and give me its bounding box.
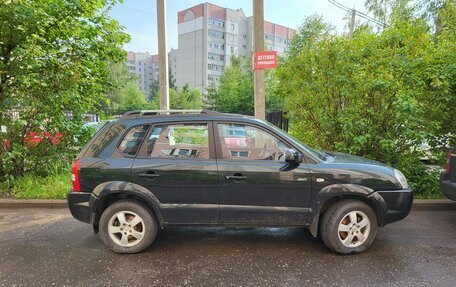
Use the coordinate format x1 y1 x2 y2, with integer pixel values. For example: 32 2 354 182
145 123 209 159
118 125 150 156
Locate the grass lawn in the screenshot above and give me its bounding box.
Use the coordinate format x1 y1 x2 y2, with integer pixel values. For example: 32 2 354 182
0 172 70 199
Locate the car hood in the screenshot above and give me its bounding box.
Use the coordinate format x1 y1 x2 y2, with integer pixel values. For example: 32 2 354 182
325 151 389 167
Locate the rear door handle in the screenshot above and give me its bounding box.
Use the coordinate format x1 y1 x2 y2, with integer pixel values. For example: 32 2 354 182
139 172 160 178
225 175 247 180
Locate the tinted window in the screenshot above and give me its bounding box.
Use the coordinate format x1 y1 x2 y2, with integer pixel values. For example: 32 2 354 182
83 123 126 158
217 124 290 161
146 123 209 159
118 125 149 156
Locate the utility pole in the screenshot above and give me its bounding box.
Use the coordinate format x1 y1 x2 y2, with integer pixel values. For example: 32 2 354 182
348 9 356 39
253 0 265 120
157 0 169 110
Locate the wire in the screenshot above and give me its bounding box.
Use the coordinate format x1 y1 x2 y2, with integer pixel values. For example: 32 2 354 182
327 0 387 27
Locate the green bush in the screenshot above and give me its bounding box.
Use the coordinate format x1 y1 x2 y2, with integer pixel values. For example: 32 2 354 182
396 158 442 199
277 9 455 196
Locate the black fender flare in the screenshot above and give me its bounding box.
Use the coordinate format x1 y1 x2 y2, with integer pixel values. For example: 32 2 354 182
308 184 387 237
89 181 165 228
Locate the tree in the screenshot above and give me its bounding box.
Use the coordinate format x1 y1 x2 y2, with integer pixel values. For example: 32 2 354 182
206 55 284 115
106 61 137 111
120 83 148 112
0 0 129 178
169 65 176 90
208 56 254 115
149 79 160 102
170 84 203 110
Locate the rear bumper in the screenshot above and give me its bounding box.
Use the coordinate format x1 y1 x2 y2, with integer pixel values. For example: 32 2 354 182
67 191 92 224
440 172 456 201
375 188 414 225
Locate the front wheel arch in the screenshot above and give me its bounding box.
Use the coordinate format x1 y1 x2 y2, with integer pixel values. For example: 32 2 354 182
308 187 387 237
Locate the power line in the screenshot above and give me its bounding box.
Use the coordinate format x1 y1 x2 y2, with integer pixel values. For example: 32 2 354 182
327 0 386 27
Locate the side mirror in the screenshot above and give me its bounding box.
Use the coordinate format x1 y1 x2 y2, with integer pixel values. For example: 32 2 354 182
285 148 303 164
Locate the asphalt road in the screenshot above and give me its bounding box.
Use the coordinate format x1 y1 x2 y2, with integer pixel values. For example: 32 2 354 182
0 208 455 287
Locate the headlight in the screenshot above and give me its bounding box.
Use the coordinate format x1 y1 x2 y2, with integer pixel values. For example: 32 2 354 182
394 169 408 189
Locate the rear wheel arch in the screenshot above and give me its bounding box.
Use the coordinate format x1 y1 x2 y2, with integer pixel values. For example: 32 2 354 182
91 182 164 232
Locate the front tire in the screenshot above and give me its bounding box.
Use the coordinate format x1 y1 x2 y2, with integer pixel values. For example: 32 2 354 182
99 200 158 254
320 199 377 254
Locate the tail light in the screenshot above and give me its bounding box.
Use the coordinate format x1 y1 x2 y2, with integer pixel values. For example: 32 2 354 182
446 150 451 174
71 159 81 192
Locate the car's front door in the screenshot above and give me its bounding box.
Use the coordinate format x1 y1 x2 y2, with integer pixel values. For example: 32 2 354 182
215 122 312 225
131 121 219 224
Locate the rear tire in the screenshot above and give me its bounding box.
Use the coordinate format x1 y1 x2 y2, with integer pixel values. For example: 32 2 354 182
320 199 377 254
99 200 157 254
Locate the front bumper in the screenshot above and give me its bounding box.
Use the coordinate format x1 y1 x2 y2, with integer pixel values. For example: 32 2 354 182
374 187 414 225
440 172 456 201
67 191 92 224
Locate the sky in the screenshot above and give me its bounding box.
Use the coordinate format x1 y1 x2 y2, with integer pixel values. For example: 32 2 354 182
108 0 368 54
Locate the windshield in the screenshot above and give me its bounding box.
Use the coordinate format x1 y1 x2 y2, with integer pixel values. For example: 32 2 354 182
262 121 327 161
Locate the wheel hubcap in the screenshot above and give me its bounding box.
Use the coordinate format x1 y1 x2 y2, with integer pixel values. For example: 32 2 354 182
338 210 370 248
108 211 145 247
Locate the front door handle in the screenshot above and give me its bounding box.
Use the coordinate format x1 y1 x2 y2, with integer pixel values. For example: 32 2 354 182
139 172 160 178
225 175 247 180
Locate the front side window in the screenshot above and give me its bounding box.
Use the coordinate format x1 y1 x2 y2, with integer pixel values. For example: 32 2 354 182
217 124 290 161
118 125 150 156
146 123 209 159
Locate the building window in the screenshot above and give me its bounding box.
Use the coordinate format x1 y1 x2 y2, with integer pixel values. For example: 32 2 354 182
209 42 225 50
208 29 225 39
208 18 225 28
208 52 224 61
265 33 274 40
208 75 220 82
266 44 274 50
231 23 235 31
242 45 246 49
276 36 287 44
243 34 247 38
208 64 224 72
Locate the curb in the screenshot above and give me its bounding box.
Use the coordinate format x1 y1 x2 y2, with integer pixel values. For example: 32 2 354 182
411 199 456 210
0 199 68 209
0 199 455 210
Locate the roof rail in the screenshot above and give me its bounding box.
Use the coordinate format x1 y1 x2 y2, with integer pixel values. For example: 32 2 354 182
121 109 221 119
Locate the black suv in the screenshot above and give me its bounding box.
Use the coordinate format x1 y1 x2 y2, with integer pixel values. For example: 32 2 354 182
68 110 413 254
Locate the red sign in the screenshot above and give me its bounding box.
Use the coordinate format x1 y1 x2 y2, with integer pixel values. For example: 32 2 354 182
253 51 277 70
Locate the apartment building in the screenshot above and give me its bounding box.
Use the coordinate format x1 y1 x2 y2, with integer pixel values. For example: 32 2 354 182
173 3 296 92
126 52 155 96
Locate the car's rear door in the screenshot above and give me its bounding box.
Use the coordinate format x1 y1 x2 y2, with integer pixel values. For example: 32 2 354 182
131 121 220 224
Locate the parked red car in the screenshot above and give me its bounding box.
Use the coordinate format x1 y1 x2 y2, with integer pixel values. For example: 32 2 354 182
3 130 62 150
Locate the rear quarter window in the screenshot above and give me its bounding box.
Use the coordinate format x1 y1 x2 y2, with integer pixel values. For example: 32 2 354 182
81 123 127 158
